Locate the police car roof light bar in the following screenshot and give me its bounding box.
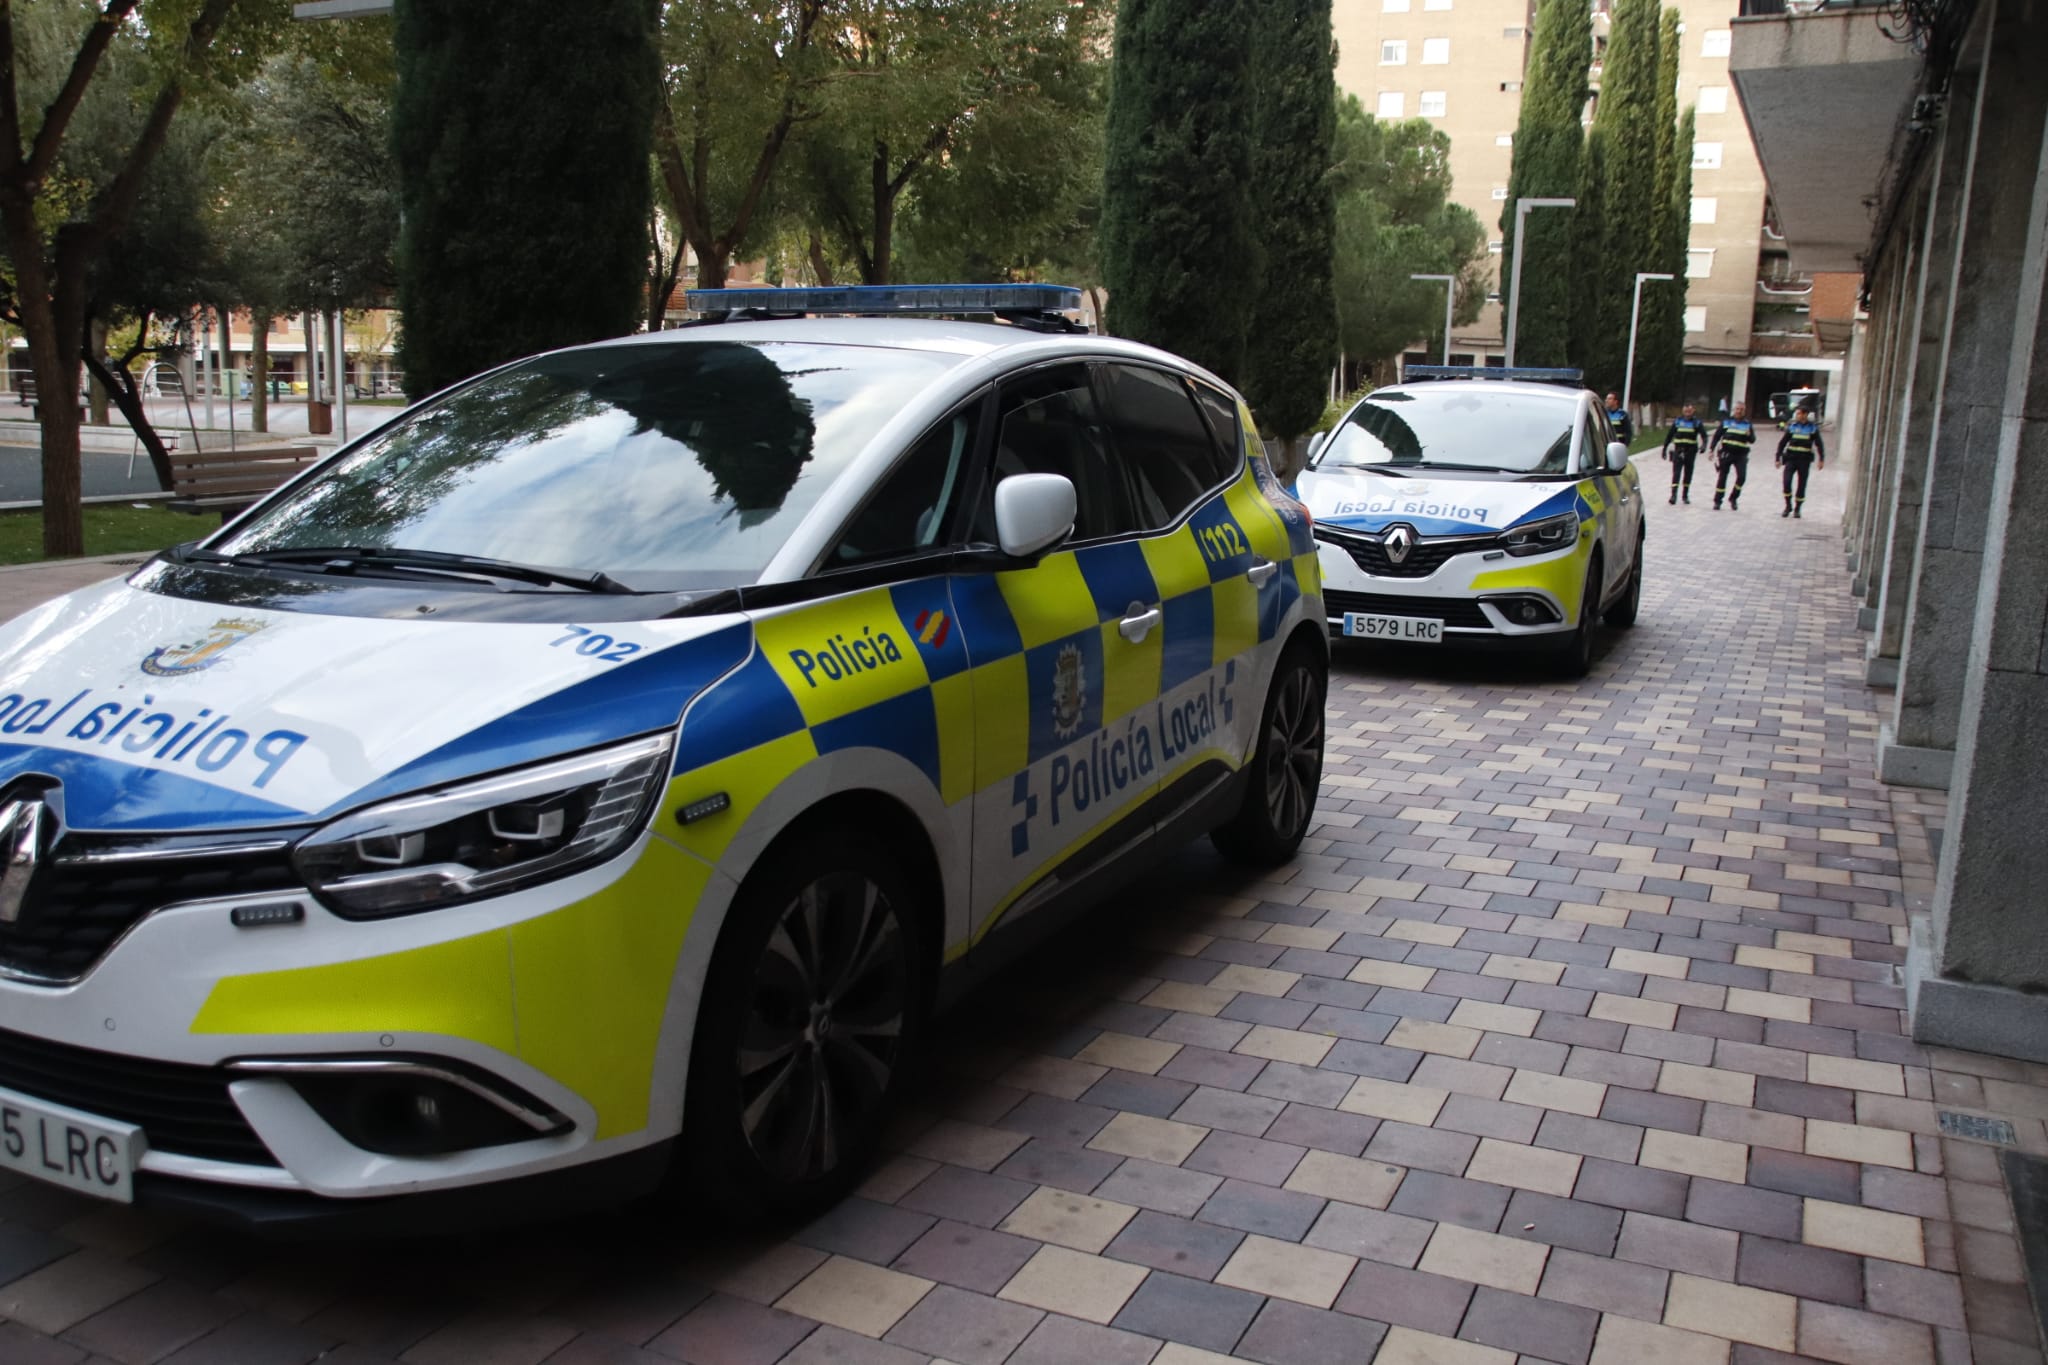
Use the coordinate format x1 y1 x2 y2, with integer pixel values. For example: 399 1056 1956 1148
684 284 1086 332
1403 365 1584 386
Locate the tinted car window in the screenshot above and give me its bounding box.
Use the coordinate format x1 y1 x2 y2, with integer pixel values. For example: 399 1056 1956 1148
216 341 950 590
1192 381 1246 471
977 365 1136 543
1099 364 1235 529
826 399 982 569
1315 387 1577 476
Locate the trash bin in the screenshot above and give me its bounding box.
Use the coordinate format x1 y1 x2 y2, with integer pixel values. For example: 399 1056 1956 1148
307 400 333 435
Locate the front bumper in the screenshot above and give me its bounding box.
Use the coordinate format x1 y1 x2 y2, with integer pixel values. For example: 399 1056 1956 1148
1314 535 1587 642
0 826 714 1215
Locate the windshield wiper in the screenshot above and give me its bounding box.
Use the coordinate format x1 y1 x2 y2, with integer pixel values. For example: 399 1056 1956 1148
181 545 634 594
1401 462 1521 474
1323 463 1409 477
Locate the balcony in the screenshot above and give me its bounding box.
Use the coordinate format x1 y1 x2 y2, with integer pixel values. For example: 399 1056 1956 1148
1730 7 1921 271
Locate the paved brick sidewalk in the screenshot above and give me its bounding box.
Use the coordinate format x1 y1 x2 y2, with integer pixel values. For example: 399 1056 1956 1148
1 461 2044 1364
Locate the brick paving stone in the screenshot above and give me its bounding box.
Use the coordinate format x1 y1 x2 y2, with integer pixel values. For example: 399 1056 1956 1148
1615 1211 1739 1279
1302 1203 1436 1267
1237 1297 1389 1365
1111 1270 1264 1354
890 1221 1040 1295
1684 1176 1804 1239
156 1313 342 1365
1104 1209 1244 1281
893 1166 1034 1230
1365 1120 1480 1175
1331 1259 1474 1334
1004 1313 1161 1365
778 1325 926 1365
1537 1247 1670 1322
1197 1178 1326 1240
1734 1233 1863 1307
1262 1103 1379 1157
1501 1188 1625 1256
1387 1169 1511 1232
992 1137 1124 1194
1746 1146 1862 1203
1458 1285 1601 1365
1571 1156 1690 1219
1184 1130 1308 1186
646 1295 816 1365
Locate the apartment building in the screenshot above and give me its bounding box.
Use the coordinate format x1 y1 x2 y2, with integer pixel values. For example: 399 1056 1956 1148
1335 0 1846 413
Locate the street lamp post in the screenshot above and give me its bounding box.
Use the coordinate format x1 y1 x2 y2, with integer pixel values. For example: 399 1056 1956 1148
1503 197 1576 368
1410 274 1455 365
1623 271 1676 417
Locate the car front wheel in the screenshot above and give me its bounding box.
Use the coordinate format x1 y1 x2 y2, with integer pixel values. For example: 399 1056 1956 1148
1555 554 1602 678
1606 533 1643 628
682 826 926 1219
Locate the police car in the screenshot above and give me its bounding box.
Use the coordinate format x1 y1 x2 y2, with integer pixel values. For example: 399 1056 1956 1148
0 286 1326 1226
1298 368 1644 675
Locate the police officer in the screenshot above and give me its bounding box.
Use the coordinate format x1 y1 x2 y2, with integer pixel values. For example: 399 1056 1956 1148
1662 402 1705 504
1776 405 1826 518
1710 401 1756 511
1604 392 1634 445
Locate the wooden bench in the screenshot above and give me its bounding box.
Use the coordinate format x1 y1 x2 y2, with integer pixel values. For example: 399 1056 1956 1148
167 444 324 519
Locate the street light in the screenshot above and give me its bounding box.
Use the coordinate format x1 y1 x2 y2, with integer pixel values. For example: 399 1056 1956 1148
1503 197 1576 368
1623 271 1677 416
1410 274 1455 365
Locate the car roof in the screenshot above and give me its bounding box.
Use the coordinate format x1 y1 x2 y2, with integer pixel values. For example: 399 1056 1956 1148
1369 380 1589 403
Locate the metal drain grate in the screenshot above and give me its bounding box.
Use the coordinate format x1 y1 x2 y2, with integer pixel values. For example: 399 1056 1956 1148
1939 1110 2019 1144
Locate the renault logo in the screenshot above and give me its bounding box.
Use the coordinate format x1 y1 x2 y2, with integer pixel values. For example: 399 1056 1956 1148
0 799 47 924
1383 524 1417 566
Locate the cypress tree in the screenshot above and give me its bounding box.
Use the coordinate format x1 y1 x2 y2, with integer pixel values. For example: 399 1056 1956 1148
1243 0 1337 443
393 0 660 400
1652 106 1697 403
1637 7 1684 403
1569 126 1613 387
1586 0 1660 399
1500 0 1592 368
1101 0 1256 385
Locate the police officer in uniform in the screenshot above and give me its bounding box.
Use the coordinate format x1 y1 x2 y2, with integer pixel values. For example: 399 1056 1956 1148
1776 405 1826 518
1662 403 1704 504
1710 401 1756 510
1604 392 1634 445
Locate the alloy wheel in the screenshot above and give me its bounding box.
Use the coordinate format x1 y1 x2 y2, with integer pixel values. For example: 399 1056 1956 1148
1262 664 1324 841
736 871 908 1185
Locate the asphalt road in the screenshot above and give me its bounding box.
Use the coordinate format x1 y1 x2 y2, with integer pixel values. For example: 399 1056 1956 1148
0 442 177 503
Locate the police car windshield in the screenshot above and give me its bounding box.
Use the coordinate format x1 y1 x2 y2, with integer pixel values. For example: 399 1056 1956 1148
1317 388 1577 476
213 340 950 590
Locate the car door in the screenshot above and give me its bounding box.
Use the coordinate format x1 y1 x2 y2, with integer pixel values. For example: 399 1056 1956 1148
1094 363 1266 801
951 362 1164 943
1590 403 1641 582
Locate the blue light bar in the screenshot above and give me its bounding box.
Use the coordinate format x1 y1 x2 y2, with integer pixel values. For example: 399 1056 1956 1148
685 284 1084 316
1403 365 1585 385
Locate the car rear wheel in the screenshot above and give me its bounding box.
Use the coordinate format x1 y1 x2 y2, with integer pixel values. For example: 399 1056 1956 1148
1213 644 1327 866
1606 534 1644 628
681 827 926 1220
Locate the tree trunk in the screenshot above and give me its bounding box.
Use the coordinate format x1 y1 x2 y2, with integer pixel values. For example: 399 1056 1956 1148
250 310 270 434
808 231 835 287
694 253 728 290
29 339 85 558
868 145 893 285
81 351 174 492
86 318 109 426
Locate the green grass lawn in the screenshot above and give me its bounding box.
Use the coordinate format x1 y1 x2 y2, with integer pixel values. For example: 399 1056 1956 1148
1630 425 1669 454
0 502 205 566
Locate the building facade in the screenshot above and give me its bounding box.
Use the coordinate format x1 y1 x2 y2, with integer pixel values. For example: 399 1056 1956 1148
1336 0 1855 412
1732 0 2048 1061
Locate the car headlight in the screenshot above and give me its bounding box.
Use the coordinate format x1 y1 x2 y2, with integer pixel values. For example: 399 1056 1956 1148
295 733 673 918
1501 512 1581 557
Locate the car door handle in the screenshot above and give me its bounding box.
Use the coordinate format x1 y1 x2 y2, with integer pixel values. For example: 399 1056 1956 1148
1247 560 1279 587
1119 604 1162 643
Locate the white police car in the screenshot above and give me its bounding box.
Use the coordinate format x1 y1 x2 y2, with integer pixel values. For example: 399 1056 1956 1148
1298 370 1644 675
0 286 1325 1226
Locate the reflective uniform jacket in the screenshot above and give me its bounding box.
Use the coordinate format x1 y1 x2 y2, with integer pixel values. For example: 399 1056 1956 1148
1606 406 1634 444
1778 420 1825 463
1713 419 1756 461
1663 416 1704 457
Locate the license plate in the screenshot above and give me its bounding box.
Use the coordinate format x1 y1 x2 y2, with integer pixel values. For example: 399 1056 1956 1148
0 1085 142 1203
1344 612 1444 643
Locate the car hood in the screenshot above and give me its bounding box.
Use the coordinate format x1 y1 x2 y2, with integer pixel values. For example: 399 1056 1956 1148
1297 468 1586 537
0 578 752 833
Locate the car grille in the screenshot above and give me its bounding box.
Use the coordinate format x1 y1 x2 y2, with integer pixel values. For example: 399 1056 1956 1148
0 834 304 983
1319 529 1498 579
0 1024 278 1166
1325 590 1493 630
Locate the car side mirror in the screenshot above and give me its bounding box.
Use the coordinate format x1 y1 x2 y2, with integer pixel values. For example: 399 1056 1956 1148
1305 429 1330 465
1606 441 1630 474
993 472 1077 559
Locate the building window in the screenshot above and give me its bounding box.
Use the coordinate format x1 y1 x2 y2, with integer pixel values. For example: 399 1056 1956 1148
1684 306 1708 333
1495 133 1514 146
1686 248 1715 279
1503 25 1525 37
1701 29 1731 57
1691 195 1718 224
1488 240 1504 255
1421 37 1451 63
1381 39 1407 64
1698 85 1728 115
1692 142 1723 170
1501 80 1523 93
1384 0 1409 10
1420 91 1447 117
1378 91 1406 118
1490 186 1509 200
